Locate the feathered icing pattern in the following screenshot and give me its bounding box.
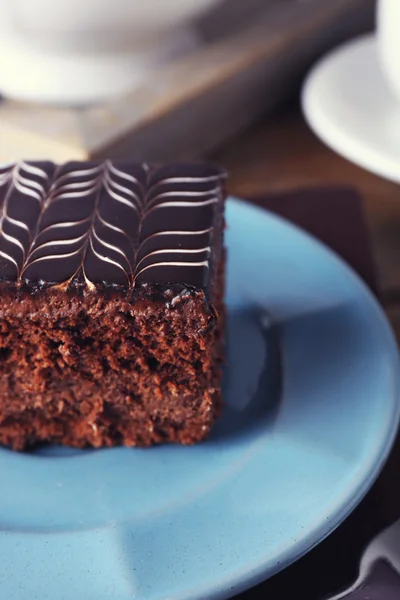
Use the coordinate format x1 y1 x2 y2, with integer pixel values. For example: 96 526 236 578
21 161 138 289
0 162 52 280
0 160 225 290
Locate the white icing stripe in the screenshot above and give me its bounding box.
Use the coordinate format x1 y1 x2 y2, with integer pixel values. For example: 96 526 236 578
0 165 26 276
18 164 47 184
50 180 97 195
1 230 26 255
144 198 217 218
157 175 223 182
0 177 12 187
50 165 101 189
151 198 218 207
48 187 98 201
89 236 129 276
16 174 46 195
30 234 87 256
146 189 220 208
142 247 210 255
3 209 31 233
144 228 212 236
97 213 130 237
137 228 212 252
150 175 224 193
37 217 92 236
135 260 209 279
104 179 138 211
135 247 210 270
107 161 144 187
92 228 130 262
0 250 19 270
19 162 48 179
104 170 138 200
13 179 43 202
22 248 83 270
12 163 48 205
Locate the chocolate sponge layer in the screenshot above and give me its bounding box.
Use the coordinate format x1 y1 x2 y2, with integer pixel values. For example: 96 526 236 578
0 270 224 450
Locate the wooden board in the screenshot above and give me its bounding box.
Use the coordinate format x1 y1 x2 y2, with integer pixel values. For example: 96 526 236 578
0 0 374 162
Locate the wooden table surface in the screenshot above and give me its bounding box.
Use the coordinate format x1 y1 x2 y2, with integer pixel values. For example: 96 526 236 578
211 108 400 599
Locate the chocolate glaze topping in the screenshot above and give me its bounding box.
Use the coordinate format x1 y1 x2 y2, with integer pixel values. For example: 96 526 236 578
0 161 226 291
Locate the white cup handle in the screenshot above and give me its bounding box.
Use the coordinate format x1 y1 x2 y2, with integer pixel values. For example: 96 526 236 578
376 0 400 101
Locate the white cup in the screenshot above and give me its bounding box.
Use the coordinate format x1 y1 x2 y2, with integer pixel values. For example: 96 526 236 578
0 0 221 104
377 0 400 101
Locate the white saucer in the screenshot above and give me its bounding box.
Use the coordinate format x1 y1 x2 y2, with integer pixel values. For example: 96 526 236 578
302 33 400 184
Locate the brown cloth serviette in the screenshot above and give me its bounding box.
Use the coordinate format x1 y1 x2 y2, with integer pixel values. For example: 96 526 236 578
251 186 378 296
235 186 381 600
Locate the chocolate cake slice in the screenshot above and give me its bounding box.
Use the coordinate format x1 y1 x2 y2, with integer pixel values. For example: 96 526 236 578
0 161 226 450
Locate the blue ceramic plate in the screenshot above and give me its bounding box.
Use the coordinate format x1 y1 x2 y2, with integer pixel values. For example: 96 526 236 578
0 198 399 600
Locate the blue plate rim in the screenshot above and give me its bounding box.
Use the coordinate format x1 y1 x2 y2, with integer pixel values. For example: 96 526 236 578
201 196 400 600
